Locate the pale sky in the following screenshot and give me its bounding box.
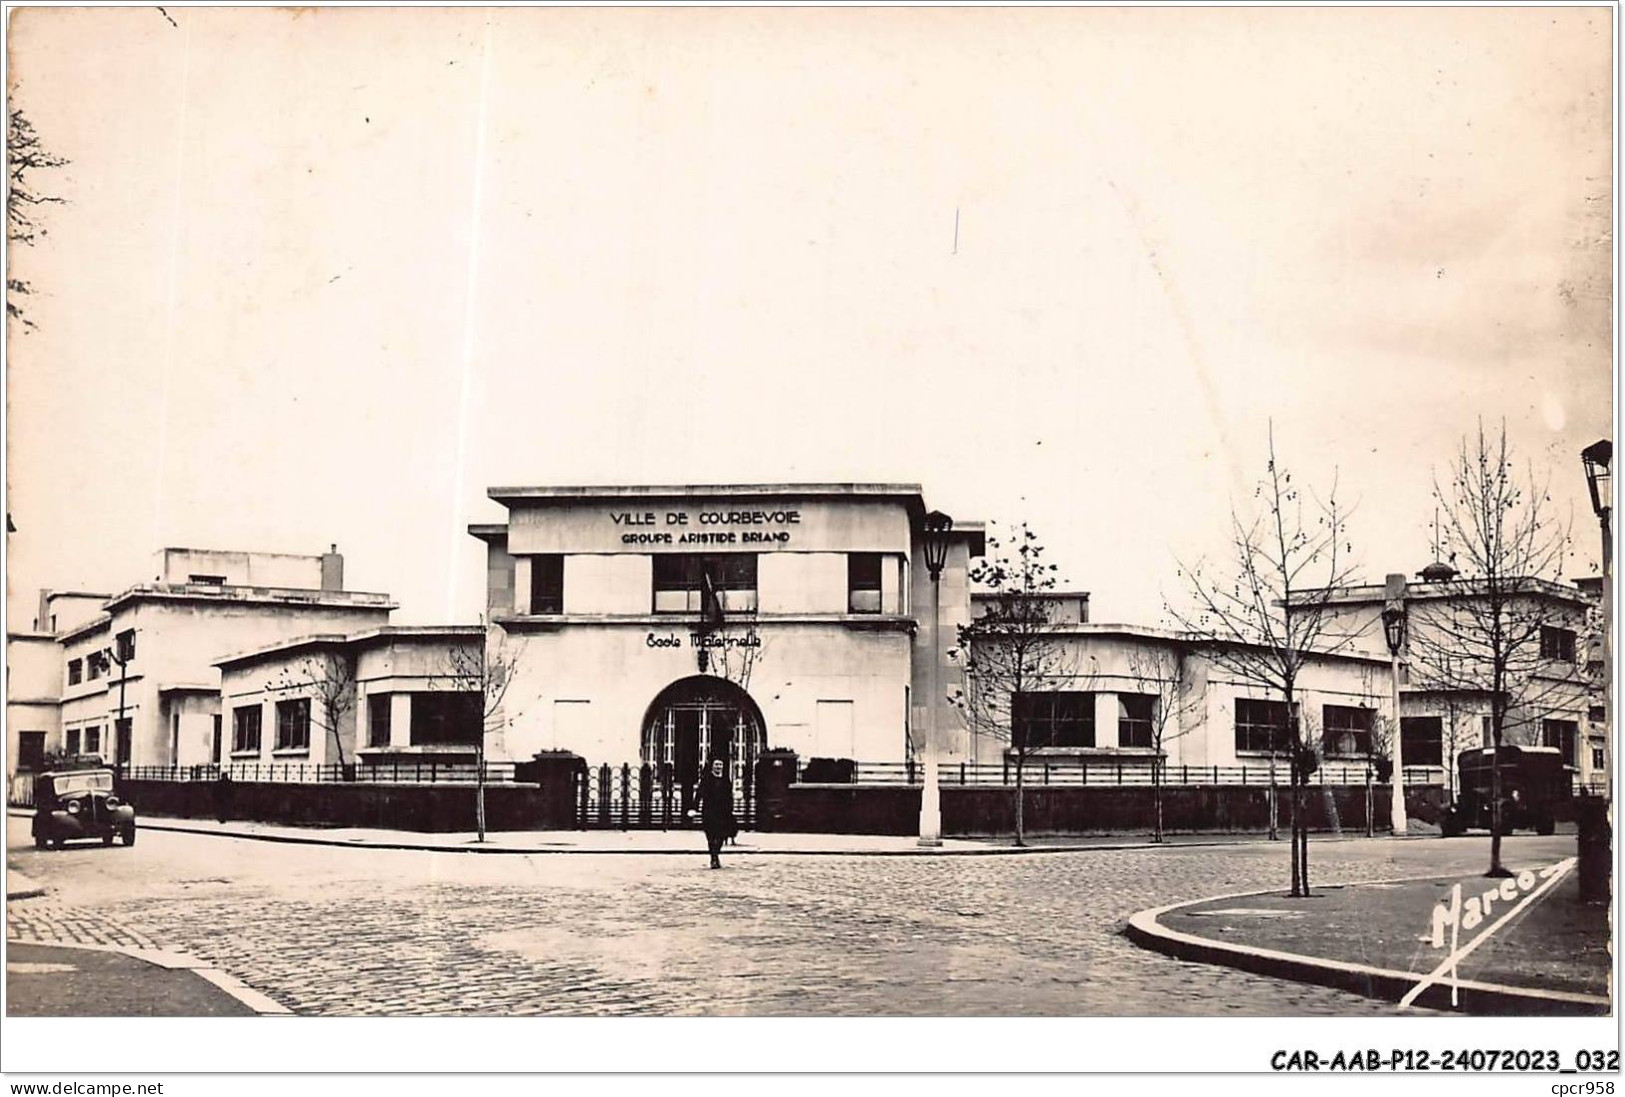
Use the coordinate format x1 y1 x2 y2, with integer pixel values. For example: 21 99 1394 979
5 6 1614 628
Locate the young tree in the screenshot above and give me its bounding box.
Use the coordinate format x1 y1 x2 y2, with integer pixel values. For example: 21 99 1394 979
438 630 525 842
1170 427 1359 897
950 523 1088 847
1409 421 1577 876
269 650 358 766
1125 645 1201 842
7 108 69 330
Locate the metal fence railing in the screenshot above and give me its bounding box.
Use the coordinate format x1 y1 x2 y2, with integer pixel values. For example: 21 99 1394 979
835 760 1449 788
118 762 520 785
574 761 756 831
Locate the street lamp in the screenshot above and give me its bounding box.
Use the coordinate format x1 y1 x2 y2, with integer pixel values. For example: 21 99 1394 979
1382 572 1408 835
1582 439 1612 789
919 509 954 847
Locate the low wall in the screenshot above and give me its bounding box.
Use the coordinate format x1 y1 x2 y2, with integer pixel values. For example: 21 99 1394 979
767 783 1443 838
118 779 571 833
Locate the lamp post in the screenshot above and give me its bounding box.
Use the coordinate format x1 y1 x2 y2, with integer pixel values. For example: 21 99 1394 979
1382 573 1408 835
1582 439 1612 789
919 510 954 847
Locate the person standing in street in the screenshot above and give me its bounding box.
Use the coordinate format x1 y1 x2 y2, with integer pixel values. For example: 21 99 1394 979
696 756 736 869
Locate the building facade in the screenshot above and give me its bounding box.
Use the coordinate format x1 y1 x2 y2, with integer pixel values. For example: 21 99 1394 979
5 547 394 777
215 626 485 769
469 484 985 788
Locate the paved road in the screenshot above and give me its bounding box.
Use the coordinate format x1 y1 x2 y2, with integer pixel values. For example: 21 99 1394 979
5 825 1577 1016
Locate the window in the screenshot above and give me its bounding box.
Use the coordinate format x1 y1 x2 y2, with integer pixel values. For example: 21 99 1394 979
65 727 81 755
1322 705 1374 758
1400 716 1444 767
1591 742 1606 770
848 553 883 614
368 694 392 747
67 659 82 686
1012 692 1094 750
652 554 758 614
1235 698 1290 754
530 555 564 615
210 715 221 764
1117 694 1156 749
84 725 101 755
232 705 262 754
1541 626 1577 662
409 692 483 746
1543 719 1579 768
275 698 311 751
1589 705 1606 724
86 651 106 681
1482 715 1494 746
115 629 136 663
17 731 45 771
188 573 227 585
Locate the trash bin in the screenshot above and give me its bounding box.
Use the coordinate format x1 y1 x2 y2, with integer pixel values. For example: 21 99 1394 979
1576 795 1611 904
754 749 799 832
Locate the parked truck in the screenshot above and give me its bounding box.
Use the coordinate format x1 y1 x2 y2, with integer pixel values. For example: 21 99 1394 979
1440 744 1570 838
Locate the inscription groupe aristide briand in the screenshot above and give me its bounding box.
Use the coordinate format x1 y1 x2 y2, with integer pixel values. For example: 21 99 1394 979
612 508 801 545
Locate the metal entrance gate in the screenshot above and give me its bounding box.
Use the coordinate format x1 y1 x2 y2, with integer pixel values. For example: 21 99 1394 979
574 760 757 830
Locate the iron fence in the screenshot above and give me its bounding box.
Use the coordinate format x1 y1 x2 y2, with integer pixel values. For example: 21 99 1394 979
574 761 756 831
837 760 1449 788
118 762 519 785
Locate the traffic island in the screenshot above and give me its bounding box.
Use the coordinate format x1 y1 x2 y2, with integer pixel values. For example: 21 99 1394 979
1126 858 1610 1015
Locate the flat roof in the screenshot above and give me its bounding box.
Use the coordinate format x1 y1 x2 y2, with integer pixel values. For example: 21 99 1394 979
105 583 395 615
215 624 483 668
488 483 926 505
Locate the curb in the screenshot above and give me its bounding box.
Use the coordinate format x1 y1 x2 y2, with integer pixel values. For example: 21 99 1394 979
6 939 294 1016
1124 879 1610 1016
126 817 1334 857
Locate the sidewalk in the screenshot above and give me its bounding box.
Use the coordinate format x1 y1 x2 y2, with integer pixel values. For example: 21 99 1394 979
1127 854 1611 1015
9 808 1314 856
6 940 284 1016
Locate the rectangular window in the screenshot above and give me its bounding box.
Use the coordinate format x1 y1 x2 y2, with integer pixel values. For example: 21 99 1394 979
1117 694 1156 749
848 553 883 614
1235 698 1290 754
86 651 106 681
1543 719 1579 768
18 731 46 770
1589 705 1606 724
210 715 221 765
1541 626 1577 662
530 554 564 615
1012 691 1094 750
65 728 81 755
409 692 483 746
116 629 136 663
84 725 101 755
67 659 82 686
652 554 758 614
368 694 393 747
1400 716 1444 767
1591 742 1606 770
189 574 227 585
275 698 311 751
1322 705 1374 758
232 705 262 754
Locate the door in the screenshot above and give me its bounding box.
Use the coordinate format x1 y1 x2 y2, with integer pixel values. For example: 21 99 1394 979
674 708 702 814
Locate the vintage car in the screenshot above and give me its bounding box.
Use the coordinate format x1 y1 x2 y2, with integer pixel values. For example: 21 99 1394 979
31 764 137 849
1440 744 1570 838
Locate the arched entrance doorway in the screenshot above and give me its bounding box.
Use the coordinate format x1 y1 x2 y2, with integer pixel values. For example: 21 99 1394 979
641 676 766 815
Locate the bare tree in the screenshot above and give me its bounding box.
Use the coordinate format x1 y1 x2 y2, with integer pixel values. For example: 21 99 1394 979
950 523 1088 847
7 107 69 330
269 650 358 767
1408 421 1577 876
438 630 525 842
1170 427 1359 897
1125 645 1201 842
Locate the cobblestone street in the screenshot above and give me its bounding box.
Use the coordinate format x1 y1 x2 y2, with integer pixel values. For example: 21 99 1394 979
6 826 1576 1016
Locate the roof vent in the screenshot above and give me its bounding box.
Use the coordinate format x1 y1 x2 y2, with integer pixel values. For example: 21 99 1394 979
1418 561 1457 582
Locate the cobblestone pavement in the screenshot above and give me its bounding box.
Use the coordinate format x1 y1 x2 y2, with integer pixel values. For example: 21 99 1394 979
6 827 1576 1017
